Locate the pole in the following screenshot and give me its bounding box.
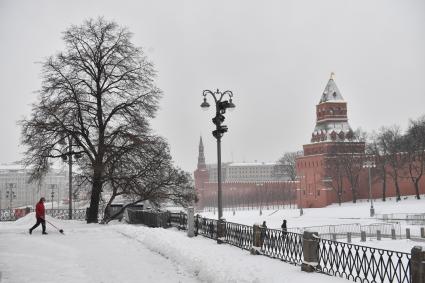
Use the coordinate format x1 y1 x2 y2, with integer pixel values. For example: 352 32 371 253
9 185 12 210
217 135 223 219
68 137 73 219
51 189 54 210
368 166 374 217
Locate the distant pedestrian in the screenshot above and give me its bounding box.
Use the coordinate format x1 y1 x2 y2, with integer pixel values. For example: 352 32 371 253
281 219 287 235
29 197 47 235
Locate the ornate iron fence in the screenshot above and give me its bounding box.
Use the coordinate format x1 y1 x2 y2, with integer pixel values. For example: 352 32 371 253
0 208 99 221
224 221 252 250
169 212 188 230
261 228 303 265
197 217 217 239
318 238 411 283
0 209 17 221
45 209 87 220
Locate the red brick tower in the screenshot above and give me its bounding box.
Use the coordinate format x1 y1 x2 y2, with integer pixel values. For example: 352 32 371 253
296 73 365 208
194 136 209 209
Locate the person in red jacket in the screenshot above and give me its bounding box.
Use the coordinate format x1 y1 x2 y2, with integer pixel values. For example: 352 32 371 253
29 197 47 235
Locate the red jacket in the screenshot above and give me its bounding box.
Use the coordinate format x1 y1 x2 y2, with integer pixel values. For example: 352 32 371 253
35 201 45 219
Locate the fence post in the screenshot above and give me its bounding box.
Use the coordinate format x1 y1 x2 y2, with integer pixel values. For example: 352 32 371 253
301 231 320 272
347 232 351 243
361 231 366 242
250 224 261 255
217 218 226 244
187 207 194 238
391 229 396 240
421 227 425 238
377 230 381 241
411 246 425 283
406 228 411 240
332 233 336 241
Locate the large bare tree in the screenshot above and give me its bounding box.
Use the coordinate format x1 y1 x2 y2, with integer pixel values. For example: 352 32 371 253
20 18 162 222
401 117 425 199
377 126 405 201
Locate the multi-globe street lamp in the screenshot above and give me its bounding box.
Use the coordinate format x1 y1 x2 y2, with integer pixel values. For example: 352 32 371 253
6 183 17 210
61 137 82 219
49 184 58 210
363 160 376 217
200 89 235 220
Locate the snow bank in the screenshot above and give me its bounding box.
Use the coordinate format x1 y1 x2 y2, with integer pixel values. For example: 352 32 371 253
116 225 344 283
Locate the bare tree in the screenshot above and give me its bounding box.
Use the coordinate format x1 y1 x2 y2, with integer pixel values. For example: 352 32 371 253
366 132 389 201
102 136 195 223
400 116 425 199
20 18 162 222
325 154 345 205
377 126 404 201
274 151 302 181
325 129 366 203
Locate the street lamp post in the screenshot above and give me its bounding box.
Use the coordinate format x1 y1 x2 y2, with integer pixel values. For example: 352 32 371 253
49 184 57 210
61 137 82 220
296 177 304 216
363 160 376 217
201 89 235 220
6 183 17 210
255 183 264 215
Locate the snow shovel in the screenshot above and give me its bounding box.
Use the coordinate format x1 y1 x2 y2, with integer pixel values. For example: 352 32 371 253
45 219 65 234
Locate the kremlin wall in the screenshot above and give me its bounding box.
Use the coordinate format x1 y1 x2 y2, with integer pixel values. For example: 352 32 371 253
194 75 425 210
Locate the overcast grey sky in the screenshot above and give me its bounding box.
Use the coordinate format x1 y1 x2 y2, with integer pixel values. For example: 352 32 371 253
0 0 424 173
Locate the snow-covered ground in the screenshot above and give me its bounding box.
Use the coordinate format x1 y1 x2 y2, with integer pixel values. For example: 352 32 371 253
1 197 424 282
0 213 345 283
200 196 425 253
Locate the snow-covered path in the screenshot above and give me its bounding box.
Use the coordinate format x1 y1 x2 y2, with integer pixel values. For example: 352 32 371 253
0 213 346 283
0 219 198 283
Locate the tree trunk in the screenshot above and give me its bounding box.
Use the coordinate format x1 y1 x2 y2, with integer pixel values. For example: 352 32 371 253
351 188 357 203
414 180 420 200
87 164 103 223
382 174 386 201
338 189 342 206
394 174 401 201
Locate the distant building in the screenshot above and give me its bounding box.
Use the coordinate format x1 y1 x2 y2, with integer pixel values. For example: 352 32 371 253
0 163 68 209
193 137 295 210
295 74 425 208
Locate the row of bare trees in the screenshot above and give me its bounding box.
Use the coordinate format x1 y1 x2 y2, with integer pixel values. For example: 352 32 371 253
277 117 425 204
202 186 296 211
368 117 425 201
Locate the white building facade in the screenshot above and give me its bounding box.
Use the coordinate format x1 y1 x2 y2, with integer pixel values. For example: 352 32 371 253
0 164 69 209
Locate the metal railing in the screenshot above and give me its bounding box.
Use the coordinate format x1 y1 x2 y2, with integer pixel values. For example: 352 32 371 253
0 208 100 221
318 238 411 283
287 222 405 240
224 221 252 250
169 212 413 283
45 209 87 220
376 213 425 225
169 212 188 230
261 228 303 265
0 209 17 221
197 218 217 239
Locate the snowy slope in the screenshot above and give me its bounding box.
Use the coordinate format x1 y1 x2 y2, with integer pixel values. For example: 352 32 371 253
0 213 346 283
